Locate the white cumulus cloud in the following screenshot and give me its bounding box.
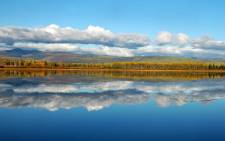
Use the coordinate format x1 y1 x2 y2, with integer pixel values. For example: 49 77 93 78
0 24 150 48
0 25 225 59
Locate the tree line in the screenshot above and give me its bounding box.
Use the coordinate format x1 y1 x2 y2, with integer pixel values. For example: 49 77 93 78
0 57 225 70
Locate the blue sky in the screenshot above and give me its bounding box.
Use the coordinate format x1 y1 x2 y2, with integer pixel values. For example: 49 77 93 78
1 0 225 39
0 0 225 59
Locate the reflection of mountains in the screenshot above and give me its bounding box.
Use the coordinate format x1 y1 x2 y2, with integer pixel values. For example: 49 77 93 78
1 69 225 81
0 78 225 111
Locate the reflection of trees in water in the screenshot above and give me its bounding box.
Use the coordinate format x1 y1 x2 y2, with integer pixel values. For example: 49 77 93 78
1 70 225 81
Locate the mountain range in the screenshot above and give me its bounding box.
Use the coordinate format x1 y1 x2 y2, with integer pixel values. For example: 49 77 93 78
0 48 223 63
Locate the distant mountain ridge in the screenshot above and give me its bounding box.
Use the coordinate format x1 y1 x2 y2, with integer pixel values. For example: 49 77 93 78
0 48 224 63
0 48 44 58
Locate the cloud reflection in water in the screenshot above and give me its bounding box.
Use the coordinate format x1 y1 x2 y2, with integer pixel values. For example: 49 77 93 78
0 78 225 111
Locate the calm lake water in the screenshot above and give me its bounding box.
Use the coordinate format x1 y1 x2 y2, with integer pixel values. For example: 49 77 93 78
0 71 225 141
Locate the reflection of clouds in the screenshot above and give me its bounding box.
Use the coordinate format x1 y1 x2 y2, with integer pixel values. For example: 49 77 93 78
0 84 12 92
136 83 224 95
152 89 225 107
155 95 172 107
175 95 187 106
0 79 225 111
0 91 149 111
155 94 189 107
14 84 79 93
12 81 224 95
13 81 133 94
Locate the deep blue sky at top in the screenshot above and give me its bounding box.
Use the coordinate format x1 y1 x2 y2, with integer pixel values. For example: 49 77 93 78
0 0 225 39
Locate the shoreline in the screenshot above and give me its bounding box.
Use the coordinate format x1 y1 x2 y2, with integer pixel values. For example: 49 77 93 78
0 68 225 72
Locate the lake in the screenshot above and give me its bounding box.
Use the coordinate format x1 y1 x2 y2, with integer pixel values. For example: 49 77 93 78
0 70 225 141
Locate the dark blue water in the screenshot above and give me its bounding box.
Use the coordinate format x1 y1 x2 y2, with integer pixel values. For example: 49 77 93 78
0 75 225 141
